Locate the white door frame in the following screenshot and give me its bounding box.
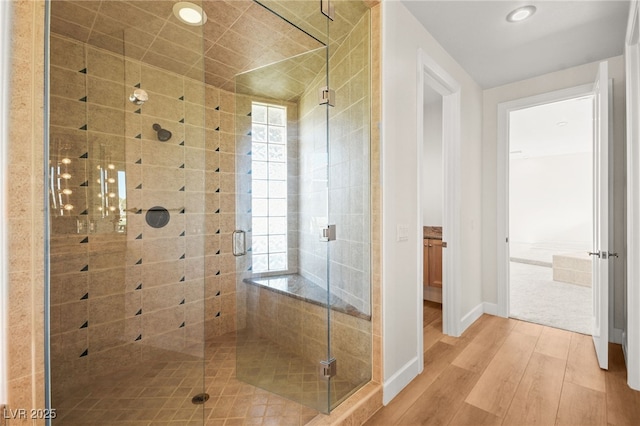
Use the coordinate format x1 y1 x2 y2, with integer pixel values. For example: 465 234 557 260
416 48 462 358
625 0 640 391
496 83 595 318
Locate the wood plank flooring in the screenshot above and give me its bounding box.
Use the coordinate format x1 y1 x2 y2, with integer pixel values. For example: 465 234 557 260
364 301 640 426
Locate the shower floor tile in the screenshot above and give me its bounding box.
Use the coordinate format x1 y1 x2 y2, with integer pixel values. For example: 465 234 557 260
52 331 324 425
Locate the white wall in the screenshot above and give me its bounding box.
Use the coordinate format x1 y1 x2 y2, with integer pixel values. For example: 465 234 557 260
624 0 640 390
382 0 483 403
482 56 627 333
510 152 592 248
422 98 443 226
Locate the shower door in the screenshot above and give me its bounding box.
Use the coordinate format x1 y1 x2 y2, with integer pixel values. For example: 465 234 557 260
233 1 333 414
46 1 208 423
234 0 373 414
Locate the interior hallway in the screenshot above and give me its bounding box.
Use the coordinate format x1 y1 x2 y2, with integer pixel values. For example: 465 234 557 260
364 301 640 425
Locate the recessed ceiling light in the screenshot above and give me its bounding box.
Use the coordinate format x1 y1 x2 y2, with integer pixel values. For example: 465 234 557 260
506 5 536 23
173 2 207 26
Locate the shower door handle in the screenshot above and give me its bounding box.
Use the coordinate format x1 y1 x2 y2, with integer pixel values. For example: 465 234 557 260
233 230 246 256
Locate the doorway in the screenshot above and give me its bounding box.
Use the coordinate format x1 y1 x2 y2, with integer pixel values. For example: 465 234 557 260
422 84 444 305
497 62 611 370
507 96 594 334
416 48 463 347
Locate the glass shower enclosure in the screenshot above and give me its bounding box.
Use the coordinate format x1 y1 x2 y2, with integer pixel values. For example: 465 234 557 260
45 0 371 422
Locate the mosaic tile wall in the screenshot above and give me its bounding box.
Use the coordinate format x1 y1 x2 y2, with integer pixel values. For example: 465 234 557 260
47 33 237 395
298 12 372 316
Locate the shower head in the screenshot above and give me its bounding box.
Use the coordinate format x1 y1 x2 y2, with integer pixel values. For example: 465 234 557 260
152 123 172 142
129 88 148 105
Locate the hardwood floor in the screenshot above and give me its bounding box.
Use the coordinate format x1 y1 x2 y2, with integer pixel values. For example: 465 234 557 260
364 301 640 426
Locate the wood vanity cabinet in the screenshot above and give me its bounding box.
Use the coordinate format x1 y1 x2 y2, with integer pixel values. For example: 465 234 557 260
423 239 443 288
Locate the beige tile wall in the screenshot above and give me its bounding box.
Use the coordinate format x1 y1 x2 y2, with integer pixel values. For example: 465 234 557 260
370 2 382 388
47 33 239 398
245 285 372 388
297 11 372 318
6 1 46 424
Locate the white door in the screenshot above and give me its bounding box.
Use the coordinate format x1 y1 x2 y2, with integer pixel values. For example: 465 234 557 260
591 61 609 370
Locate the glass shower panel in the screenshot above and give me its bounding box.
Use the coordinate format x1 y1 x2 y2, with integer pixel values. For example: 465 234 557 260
235 0 373 414
234 40 334 411
47 0 207 422
325 3 373 409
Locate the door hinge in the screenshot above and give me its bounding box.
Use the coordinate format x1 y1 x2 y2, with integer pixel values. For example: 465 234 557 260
320 0 335 20
320 224 336 242
320 358 337 379
319 86 336 107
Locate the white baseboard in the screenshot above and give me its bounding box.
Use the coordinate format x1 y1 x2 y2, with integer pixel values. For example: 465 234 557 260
457 302 498 335
483 302 498 316
459 303 484 334
382 356 421 405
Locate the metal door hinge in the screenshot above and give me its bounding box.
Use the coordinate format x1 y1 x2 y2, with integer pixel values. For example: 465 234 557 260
319 86 335 107
320 224 336 242
320 358 337 379
442 241 448 248
320 0 335 20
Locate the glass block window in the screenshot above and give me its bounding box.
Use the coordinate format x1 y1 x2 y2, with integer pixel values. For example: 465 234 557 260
251 103 288 273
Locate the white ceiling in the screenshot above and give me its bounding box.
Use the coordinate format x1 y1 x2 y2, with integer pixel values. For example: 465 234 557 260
509 96 593 158
403 0 630 88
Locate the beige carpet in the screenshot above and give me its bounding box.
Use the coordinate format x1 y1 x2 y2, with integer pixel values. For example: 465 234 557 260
509 261 591 335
